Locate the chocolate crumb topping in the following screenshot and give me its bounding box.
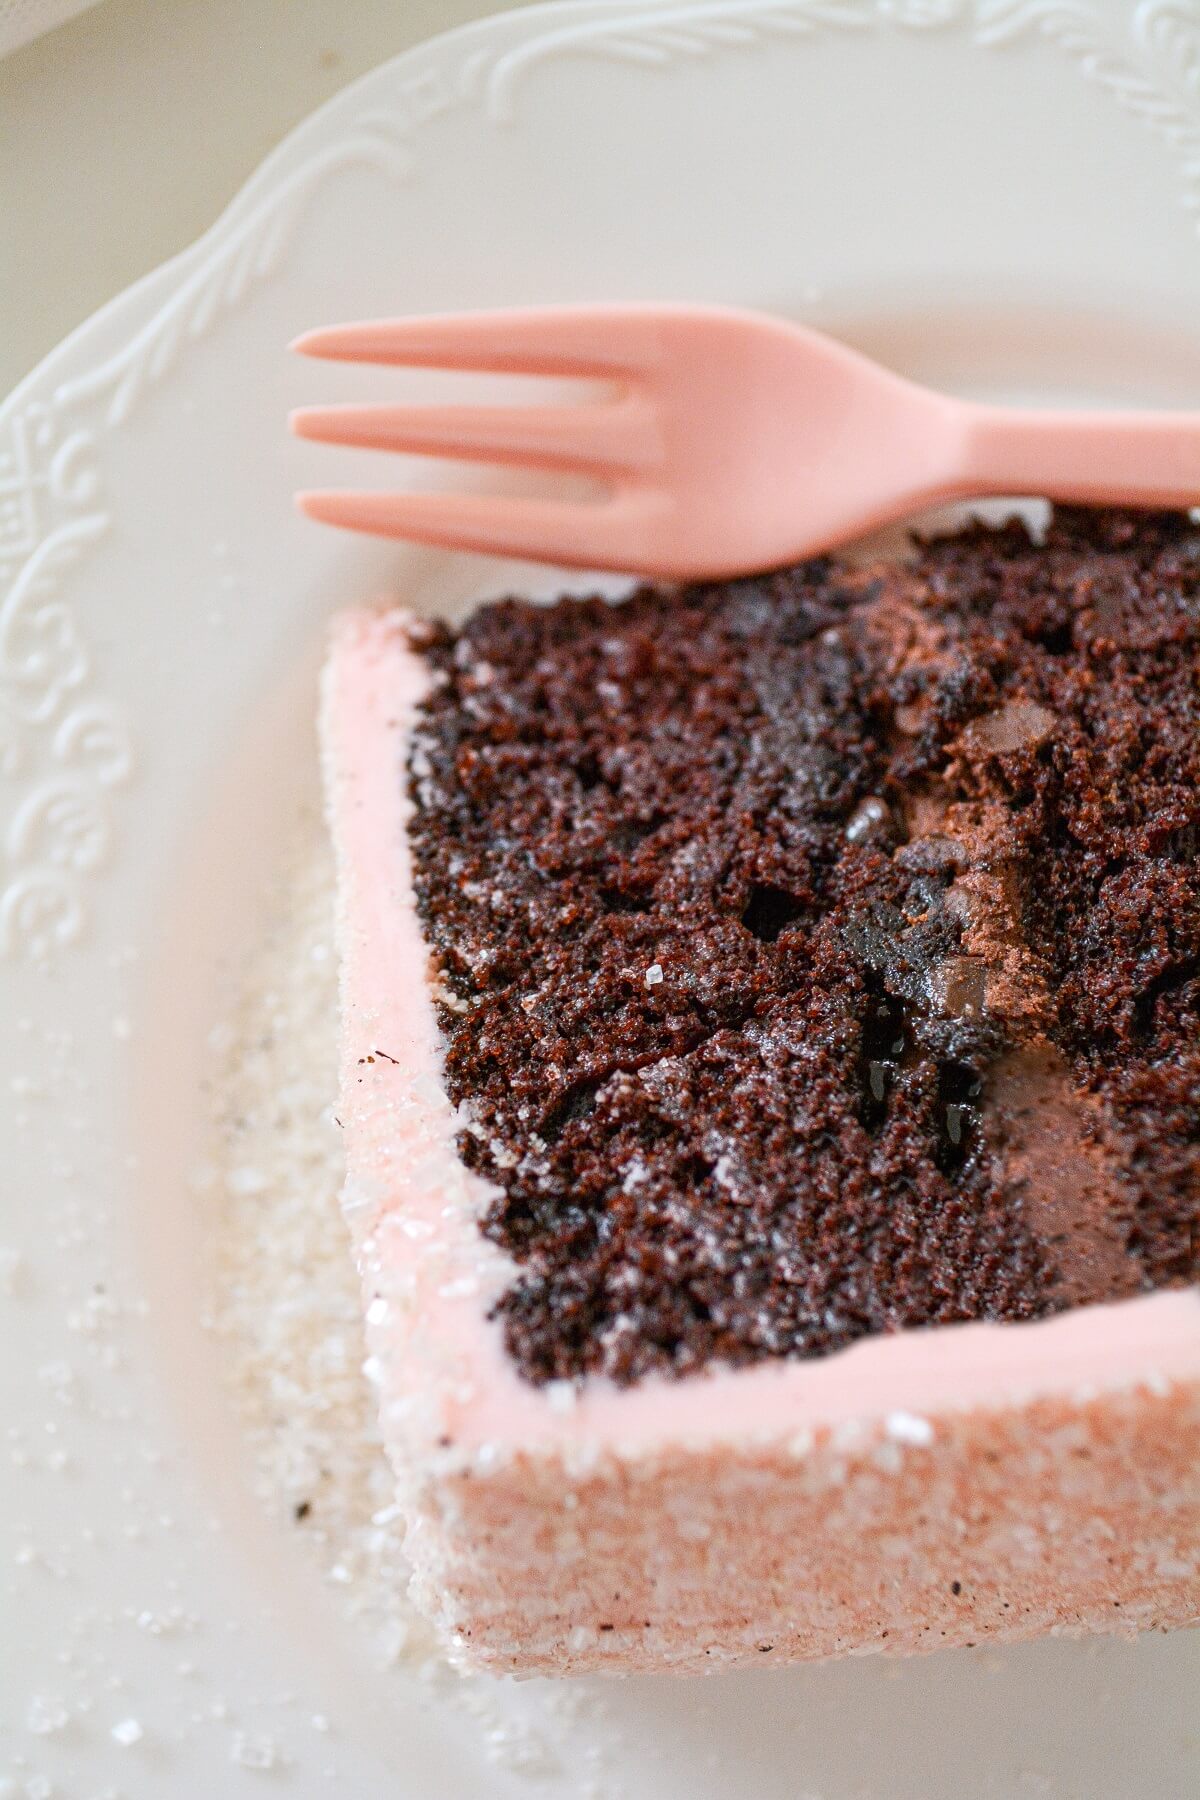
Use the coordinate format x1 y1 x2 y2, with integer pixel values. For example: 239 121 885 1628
406 509 1200 1387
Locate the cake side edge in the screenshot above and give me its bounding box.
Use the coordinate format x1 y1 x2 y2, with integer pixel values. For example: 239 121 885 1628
318 603 1200 1677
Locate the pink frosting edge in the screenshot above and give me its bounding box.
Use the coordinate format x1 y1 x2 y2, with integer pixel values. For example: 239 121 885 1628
322 606 1200 1463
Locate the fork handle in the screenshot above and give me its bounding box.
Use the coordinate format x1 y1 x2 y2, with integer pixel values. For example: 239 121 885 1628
960 406 1200 510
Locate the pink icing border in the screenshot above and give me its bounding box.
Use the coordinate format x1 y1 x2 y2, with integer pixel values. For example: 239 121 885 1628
324 608 1200 1462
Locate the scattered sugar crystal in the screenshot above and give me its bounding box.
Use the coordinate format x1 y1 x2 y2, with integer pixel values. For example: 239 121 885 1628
644 962 663 987
844 795 888 843
885 1411 935 1447
230 1732 278 1771
110 1718 143 1747
365 1298 389 1325
37 1361 77 1405
26 1695 68 1735
1155 1556 1195 1579
438 1276 478 1300
198 820 610 1778
227 1166 268 1198
482 1719 559 1777
67 1291 119 1337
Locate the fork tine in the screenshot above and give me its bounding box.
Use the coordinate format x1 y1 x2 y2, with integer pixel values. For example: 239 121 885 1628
289 400 656 472
294 487 658 572
290 307 650 376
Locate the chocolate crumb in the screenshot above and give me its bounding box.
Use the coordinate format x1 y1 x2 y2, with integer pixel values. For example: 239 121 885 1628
407 509 1200 1387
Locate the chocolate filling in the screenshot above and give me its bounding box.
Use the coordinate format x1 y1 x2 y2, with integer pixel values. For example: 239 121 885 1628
405 508 1200 1386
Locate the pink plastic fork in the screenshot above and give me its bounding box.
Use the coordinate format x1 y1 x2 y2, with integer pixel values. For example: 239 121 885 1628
290 305 1200 581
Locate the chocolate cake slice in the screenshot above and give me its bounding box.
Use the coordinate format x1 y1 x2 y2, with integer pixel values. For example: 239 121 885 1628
322 508 1199 1674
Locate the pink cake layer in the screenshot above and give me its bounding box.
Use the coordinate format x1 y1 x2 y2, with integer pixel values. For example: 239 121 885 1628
321 607 1200 1676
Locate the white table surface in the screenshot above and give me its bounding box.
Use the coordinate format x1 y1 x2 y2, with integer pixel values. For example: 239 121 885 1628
0 0 530 399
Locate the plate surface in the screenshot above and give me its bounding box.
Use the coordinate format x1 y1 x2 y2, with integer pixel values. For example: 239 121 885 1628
2 3 1200 1795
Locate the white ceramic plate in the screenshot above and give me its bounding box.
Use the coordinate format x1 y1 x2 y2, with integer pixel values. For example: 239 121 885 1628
3 3 1200 1796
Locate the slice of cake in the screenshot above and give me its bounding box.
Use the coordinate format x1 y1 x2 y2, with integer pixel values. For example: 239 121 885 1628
322 508 1200 1676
